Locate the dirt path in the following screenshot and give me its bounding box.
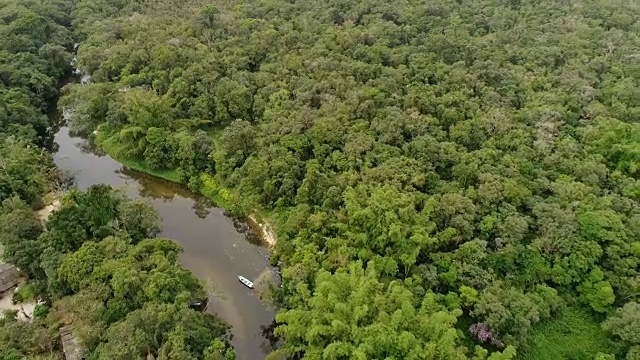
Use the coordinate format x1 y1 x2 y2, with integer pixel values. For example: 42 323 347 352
36 199 61 223
0 294 35 321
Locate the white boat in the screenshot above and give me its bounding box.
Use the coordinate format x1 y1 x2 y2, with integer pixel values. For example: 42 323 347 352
238 275 254 289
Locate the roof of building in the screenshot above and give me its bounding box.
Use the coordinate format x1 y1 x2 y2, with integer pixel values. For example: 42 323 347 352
0 263 20 293
60 325 86 360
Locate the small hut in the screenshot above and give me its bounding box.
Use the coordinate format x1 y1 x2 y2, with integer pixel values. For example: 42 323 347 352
0 263 20 294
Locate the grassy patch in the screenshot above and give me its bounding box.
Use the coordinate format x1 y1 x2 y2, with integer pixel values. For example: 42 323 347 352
98 134 182 183
519 308 617 360
198 173 260 218
199 173 240 210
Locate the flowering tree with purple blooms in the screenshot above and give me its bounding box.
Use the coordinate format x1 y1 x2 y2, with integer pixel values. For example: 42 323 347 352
469 322 505 348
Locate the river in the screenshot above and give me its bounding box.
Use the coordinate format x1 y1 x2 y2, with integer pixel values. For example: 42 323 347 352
52 125 276 359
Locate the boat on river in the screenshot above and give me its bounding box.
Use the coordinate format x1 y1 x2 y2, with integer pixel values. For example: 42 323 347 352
238 275 254 289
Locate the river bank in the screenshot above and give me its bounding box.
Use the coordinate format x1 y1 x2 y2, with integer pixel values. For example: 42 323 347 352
52 126 278 359
0 194 59 323
94 129 279 248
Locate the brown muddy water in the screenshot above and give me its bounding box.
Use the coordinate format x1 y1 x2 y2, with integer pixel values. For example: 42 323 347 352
52 126 276 360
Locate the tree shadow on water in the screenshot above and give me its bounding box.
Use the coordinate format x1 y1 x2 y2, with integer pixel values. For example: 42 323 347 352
117 167 216 219
260 318 281 351
192 197 213 219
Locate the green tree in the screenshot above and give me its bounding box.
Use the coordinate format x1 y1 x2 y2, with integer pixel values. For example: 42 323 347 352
272 261 469 359
472 283 562 343
94 304 230 359
0 197 44 277
602 302 640 360
577 267 616 313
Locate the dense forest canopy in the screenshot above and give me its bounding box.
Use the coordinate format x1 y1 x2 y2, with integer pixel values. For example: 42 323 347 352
0 186 235 359
61 0 640 358
0 0 637 358
63 0 640 359
0 0 74 207
0 0 235 359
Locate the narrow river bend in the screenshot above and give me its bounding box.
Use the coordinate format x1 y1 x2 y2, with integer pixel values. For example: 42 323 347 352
52 126 275 360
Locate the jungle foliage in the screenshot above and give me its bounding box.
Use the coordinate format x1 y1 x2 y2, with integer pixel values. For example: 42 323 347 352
0 0 74 207
0 0 234 358
0 186 235 360
60 0 640 358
